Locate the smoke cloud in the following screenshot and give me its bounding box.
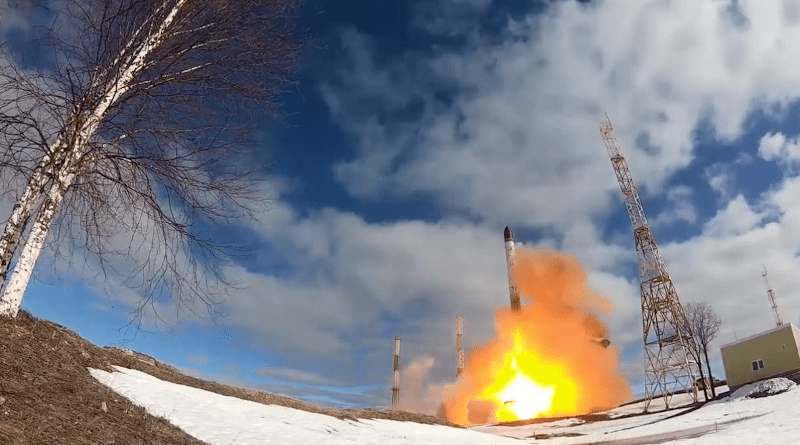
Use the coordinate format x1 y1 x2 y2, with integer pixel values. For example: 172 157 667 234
396 356 449 414
438 247 632 425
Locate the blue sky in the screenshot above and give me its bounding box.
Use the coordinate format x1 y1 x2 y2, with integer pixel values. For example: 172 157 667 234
5 0 800 412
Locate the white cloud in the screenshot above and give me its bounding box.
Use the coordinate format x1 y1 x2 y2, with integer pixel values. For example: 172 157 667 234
88 159 796 401
255 367 336 387
215 202 513 379
705 160 742 202
20 0 800 407
759 132 788 160
193 196 644 393
201 0 800 398
662 177 800 360
652 185 698 228
311 1 800 396
758 132 800 168
704 195 764 237
324 0 800 239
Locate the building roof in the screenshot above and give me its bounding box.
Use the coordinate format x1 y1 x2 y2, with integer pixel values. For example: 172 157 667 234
720 323 799 350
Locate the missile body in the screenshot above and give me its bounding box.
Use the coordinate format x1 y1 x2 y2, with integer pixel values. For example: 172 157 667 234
503 226 609 346
504 226 522 311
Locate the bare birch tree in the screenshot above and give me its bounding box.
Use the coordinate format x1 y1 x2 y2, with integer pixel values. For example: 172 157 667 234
684 301 723 399
0 0 302 318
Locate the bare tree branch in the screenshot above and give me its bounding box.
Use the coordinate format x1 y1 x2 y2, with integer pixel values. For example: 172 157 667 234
683 301 724 398
0 0 303 319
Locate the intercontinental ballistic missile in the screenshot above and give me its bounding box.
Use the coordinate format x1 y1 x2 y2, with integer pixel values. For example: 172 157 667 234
504 226 522 311
503 225 609 347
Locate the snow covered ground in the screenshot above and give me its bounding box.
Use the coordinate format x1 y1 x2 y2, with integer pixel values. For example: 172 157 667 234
477 379 798 444
90 366 800 444
89 366 519 445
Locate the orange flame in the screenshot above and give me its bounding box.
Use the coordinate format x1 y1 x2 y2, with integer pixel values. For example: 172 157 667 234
440 247 631 425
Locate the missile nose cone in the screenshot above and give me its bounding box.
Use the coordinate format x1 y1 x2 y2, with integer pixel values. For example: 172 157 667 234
504 226 513 242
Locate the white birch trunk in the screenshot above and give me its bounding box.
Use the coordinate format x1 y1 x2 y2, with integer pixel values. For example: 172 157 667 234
0 0 188 316
0 168 48 281
0 182 67 317
0 141 64 284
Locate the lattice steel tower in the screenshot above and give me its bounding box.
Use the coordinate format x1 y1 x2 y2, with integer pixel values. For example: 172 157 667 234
762 266 783 327
600 117 698 411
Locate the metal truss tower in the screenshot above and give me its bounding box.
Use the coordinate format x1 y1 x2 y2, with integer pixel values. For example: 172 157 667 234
762 266 783 327
600 117 698 411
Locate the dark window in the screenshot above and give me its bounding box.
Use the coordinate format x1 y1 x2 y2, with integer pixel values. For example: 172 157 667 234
751 359 765 371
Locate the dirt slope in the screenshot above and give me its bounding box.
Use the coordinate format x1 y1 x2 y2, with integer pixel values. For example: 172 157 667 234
0 311 449 444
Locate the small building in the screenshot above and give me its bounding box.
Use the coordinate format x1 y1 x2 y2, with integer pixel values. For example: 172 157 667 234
720 323 800 391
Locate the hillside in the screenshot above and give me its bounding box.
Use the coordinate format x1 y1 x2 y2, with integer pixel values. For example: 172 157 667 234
0 311 448 444
7 310 800 444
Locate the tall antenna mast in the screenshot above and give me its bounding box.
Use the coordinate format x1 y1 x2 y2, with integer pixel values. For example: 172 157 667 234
392 336 400 410
456 316 465 379
600 117 698 411
762 265 783 327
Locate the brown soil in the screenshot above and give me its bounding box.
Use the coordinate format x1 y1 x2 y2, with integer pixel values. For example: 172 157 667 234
0 311 452 444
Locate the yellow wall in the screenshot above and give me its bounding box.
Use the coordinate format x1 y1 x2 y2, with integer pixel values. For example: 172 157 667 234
720 325 800 389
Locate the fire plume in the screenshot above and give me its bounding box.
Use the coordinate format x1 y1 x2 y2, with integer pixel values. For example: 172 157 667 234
482 331 561 421
440 248 631 425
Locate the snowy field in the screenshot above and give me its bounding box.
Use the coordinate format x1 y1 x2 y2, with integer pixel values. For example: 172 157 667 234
89 366 519 445
91 366 799 444
477 379 798 444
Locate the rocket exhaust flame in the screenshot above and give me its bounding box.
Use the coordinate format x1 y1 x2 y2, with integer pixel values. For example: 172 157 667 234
440 245 631 425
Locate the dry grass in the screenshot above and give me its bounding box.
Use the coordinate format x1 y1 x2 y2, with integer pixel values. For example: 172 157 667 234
0 310 206 444
0 310 452 444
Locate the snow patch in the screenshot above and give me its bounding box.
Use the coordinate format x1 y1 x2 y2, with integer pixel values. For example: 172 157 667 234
88 365 800 445
729 378 796 400
89 366 520 445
